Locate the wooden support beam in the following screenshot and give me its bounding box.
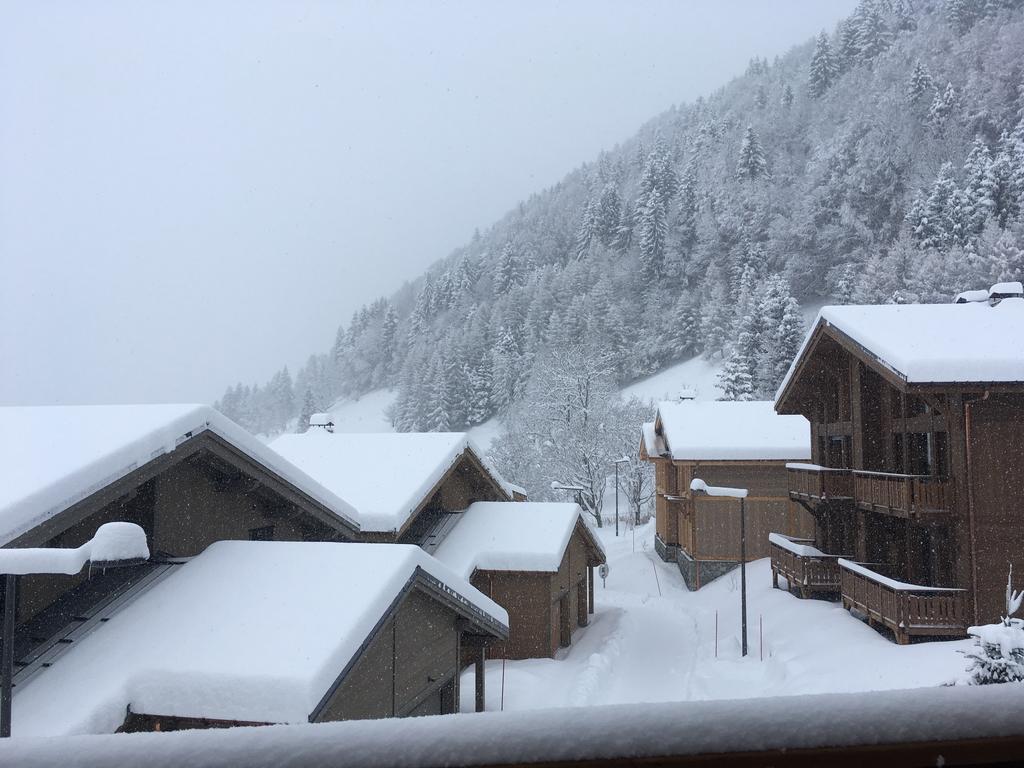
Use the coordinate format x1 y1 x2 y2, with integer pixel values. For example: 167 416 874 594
474 645 486 713
588 567 595 615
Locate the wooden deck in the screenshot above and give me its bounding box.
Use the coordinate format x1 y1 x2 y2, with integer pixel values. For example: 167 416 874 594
786 464 853 504
769 533 844 598
787 465 954 519
839 559 967 644
852 471 954 519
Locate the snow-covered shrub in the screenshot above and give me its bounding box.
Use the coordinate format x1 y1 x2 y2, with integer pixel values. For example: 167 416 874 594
964 567 1024 685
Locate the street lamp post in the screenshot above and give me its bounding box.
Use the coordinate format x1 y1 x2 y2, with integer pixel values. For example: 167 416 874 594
690 478 749 657
0 521 149 737
612 457 630 538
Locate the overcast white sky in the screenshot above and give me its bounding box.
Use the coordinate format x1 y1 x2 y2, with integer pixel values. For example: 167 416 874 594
0 0 857 406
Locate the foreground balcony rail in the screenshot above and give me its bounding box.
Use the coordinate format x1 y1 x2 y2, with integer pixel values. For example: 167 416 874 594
838 559 967 645
852 470 954 519
785 463 854 503
769 532 845 598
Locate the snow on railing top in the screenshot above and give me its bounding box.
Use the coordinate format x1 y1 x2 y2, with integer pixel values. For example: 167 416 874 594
768 532 840 559
838 558 964 593
6 683 1024 766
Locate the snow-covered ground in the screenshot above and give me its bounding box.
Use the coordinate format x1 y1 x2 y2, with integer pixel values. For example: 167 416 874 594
621 355 725 403
461 520 970 712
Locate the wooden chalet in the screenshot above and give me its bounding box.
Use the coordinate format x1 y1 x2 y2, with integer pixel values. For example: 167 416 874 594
10 542 508 735
271 430 516 544
433 502 606 659
640 400 813 589
774 291 1024 641
0 404 362 694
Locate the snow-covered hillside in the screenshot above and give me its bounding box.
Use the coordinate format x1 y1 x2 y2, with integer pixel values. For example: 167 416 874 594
321 389 506 450
620 356 725 403
320 355 728 451
461 521 968 712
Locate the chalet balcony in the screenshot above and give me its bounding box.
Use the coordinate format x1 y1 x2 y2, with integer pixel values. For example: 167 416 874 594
852 471 954 519
769 532 845 598
787 464 954 520
838 559 967 645
785 463 854 504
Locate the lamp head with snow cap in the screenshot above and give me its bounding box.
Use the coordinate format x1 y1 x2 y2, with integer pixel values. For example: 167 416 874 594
689 478 748 499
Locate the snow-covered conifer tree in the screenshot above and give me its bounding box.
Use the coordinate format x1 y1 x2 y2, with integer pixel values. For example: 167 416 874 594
928 82 959 133
781 84 794 110
595 183 622 247
808 32 836 97
908 60 933 104
989 133 1023 228
755 85 768 110
737 125 768 181
965 567 1024 685
963 137 995 236
946 0 978 34
297 388 316 434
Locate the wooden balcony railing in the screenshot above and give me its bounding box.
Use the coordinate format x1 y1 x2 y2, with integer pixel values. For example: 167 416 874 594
786 464 854 504
838 559 967 644
852 471 954 518
769 533 845 598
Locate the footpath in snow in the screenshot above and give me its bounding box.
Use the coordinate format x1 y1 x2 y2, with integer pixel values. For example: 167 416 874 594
462 520 970 711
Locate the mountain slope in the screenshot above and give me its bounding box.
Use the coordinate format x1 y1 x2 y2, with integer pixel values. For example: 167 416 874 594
219 0 1024 437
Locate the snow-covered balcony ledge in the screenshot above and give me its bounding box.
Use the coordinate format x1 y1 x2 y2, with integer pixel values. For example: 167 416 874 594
769 533 845 598
4 684 1024 767
785 463 853 504
838 559 967 645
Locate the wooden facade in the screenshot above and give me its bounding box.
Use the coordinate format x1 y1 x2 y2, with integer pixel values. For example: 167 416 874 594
642 431 813 590
469 520 604 659
776 318 1024 635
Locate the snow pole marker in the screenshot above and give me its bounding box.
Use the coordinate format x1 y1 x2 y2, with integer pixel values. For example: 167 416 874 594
715 610 718 659
500 657 506 712
759 614 763 662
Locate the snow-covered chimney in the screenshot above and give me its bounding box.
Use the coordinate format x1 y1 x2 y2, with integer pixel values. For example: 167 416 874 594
989 281 1024 305
308 413 335 433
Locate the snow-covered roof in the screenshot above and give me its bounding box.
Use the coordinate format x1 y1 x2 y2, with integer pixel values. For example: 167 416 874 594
0 405 360 546
777 299 1024 404
11 541 508 736
308 412 334 427
433 502 605 579
989 281 1023 297
270 431 514 533
654 401 809 461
